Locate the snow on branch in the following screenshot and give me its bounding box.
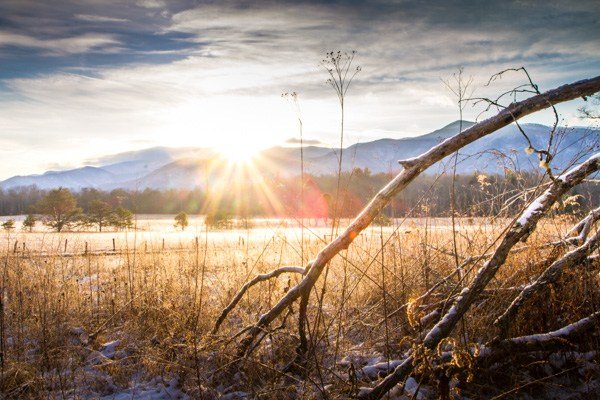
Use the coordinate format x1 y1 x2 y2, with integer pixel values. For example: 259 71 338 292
423 152 600 345
480 311 600 365
564 206 600 245
508 311 599 344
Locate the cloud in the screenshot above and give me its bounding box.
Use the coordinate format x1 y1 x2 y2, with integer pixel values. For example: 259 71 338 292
0 0 598 178
136 0 166 9
74 14 129 23
0 31 119 55
166 1 600 94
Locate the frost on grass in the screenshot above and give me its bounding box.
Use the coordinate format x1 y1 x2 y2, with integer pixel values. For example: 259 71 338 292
97 378 188 400
48 329 188 400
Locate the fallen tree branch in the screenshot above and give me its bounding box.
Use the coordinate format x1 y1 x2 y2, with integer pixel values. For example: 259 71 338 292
359 152 600 399
494 229 600 336
481 311 600 365
234 75 600 357
358 312 599 386
212 266 304 334
564 206 600 245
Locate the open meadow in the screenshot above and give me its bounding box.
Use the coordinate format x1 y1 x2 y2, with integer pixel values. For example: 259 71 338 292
1 214 598 399
1 2 599 398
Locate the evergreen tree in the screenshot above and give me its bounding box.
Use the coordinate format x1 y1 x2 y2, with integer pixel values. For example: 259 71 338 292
88 200 113 232
22 214 36 232
2 219 15 231
110 207 134 230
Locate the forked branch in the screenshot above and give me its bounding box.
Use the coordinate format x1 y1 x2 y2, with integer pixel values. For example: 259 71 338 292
212 266 304 334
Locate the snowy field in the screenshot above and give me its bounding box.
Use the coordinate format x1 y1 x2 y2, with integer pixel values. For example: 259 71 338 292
0 214 505 254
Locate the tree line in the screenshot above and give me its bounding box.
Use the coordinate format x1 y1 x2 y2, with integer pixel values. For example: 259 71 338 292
1 188 135 232
0 169 597 227
0 186 205 216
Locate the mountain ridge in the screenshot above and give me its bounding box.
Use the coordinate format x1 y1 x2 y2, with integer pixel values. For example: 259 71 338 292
1 121 597 191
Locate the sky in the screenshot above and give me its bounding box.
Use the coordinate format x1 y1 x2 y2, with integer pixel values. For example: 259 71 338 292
0 0 598 179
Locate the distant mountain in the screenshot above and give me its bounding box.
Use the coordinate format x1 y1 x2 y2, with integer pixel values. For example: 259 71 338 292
0 146 221 191
118 158 214 190
1 121 598 191
94 146 219 182
0 166 116 190
259 121 598 176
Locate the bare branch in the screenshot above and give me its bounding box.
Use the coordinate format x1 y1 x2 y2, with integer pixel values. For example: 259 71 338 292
564 206 600 244
236 75 600 358
212 266 304 334
481 312 600 365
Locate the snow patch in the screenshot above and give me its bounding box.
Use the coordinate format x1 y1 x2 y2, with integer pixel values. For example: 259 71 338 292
98 377 188 400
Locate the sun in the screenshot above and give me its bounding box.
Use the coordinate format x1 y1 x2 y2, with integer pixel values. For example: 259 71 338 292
215 144 259 164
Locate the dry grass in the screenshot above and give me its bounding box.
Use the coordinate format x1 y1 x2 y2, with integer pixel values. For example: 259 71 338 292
0 216 598 399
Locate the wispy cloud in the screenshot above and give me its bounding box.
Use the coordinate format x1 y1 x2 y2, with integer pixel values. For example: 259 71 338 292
74 14 130 23
285 138 323 146
0 0 597 179
136 0 167 9
0 31 119 55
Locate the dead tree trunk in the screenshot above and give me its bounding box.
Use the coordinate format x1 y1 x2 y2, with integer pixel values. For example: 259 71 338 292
233 76 600 357
359 153 600 400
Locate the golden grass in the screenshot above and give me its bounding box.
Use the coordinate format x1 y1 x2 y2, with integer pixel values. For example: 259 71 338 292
0 216 598 398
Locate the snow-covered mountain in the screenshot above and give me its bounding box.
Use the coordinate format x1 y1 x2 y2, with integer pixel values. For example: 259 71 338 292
0 166 116 190
296 121 599 175
1 121 597 191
